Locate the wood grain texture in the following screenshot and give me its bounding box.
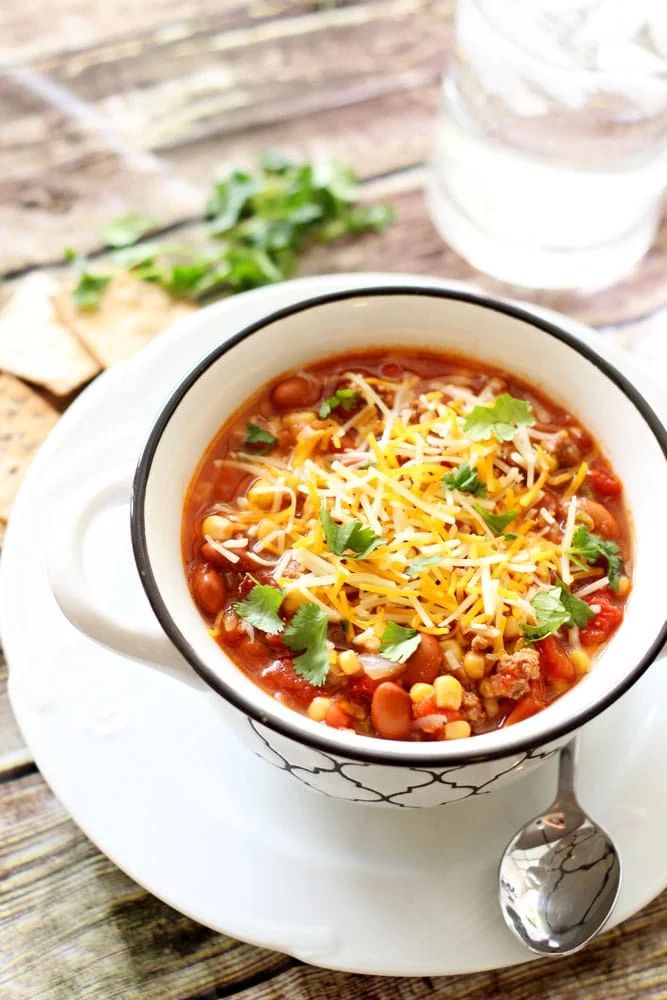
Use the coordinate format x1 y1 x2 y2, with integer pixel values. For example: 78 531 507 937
37 0 452 153
0 0 452 272
0 772 291 1000
0 772 665 1000
0 1 335 62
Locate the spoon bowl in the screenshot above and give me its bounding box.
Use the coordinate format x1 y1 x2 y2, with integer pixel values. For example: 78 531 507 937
498 738 622 955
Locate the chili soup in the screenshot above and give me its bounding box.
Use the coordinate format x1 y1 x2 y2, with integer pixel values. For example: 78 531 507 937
182 349 631 742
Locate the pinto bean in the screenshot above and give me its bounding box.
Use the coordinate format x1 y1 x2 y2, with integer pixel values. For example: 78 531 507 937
371 682 413 740
271 375 321 411
191 564 226 615
403 634 443 686
578 497 619 539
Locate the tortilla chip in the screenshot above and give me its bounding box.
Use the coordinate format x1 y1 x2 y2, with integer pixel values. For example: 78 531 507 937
54 271 195 368
0 373 59 520
0 273 100 395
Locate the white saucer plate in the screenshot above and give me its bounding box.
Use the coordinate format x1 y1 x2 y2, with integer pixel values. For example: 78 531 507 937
2 274 666 976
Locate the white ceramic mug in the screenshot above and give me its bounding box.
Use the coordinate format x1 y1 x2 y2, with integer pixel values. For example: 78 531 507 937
48 286 667 807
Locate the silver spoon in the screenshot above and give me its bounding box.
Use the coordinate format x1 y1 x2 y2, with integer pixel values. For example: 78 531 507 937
498 736 621 955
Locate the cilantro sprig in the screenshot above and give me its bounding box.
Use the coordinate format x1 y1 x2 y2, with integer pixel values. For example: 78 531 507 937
522 579 594 643
380 622 421 663
283 603 330 686
244 422 277 451
474 505 517 537
320 505 383 558
69 154 393 309
568 525 623 591
442 463 487 497
319 388 359 419
234 585 285 633
464 393 535 442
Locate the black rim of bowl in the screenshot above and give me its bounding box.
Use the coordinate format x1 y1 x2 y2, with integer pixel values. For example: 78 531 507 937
131 284 667 767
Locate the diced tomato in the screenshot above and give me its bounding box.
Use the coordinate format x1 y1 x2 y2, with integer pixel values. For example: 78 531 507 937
265 632 287 652
413 695 436 718
236 635 270 667
580 590 624 647
412 696 460 721
237 573 256 598
537 635 575 681
325 701 353 729
587 466 622 498
504 695 544 727
346 673 380 703
261 658 325 707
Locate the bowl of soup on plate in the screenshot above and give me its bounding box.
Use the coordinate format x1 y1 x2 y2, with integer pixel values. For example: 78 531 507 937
48 285 667 806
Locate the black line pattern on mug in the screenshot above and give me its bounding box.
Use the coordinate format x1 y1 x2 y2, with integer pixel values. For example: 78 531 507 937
247 718 559 806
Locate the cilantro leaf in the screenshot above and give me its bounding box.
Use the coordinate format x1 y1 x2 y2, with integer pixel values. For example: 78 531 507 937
68 154 393 306
283 603 330 686
71 270 112 310
101 213 155 248
320 505 383 558
568 525 623 591
406 554 442 577
463 393 535 442
244 422 277 451
234 585 285 633
442 463 487 497
474 505 517 536
380 622 421 663
522 589 570 642
556 578 595 628
318 388 359 419
522 579 594 642
206 171 258 233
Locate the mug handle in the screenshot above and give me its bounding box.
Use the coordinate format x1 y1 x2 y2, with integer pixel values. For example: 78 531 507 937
46 466 202 690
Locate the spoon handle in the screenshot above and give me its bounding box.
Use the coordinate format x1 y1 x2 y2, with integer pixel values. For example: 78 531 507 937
557 736 580 801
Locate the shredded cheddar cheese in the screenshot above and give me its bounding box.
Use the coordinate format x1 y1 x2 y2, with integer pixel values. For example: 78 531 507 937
211 372 597 655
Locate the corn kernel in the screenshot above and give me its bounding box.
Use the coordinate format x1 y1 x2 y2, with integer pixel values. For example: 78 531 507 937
328 647 339 666
434 674 463 710
339 650 362 675
445 720 471 740
570 648 591 675
617 575 631 598
307 697 330 722
282 410 316 427
247 484 275 510
463 651 486 680
410 682 435 704
283 589 309 613
202 514 233 541
479 679 495 699
483 697 499 719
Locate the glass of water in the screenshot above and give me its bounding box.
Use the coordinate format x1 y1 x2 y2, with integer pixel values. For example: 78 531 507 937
427 0 667 289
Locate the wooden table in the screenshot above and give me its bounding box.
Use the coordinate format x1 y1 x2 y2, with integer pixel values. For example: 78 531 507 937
1 2 666 997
